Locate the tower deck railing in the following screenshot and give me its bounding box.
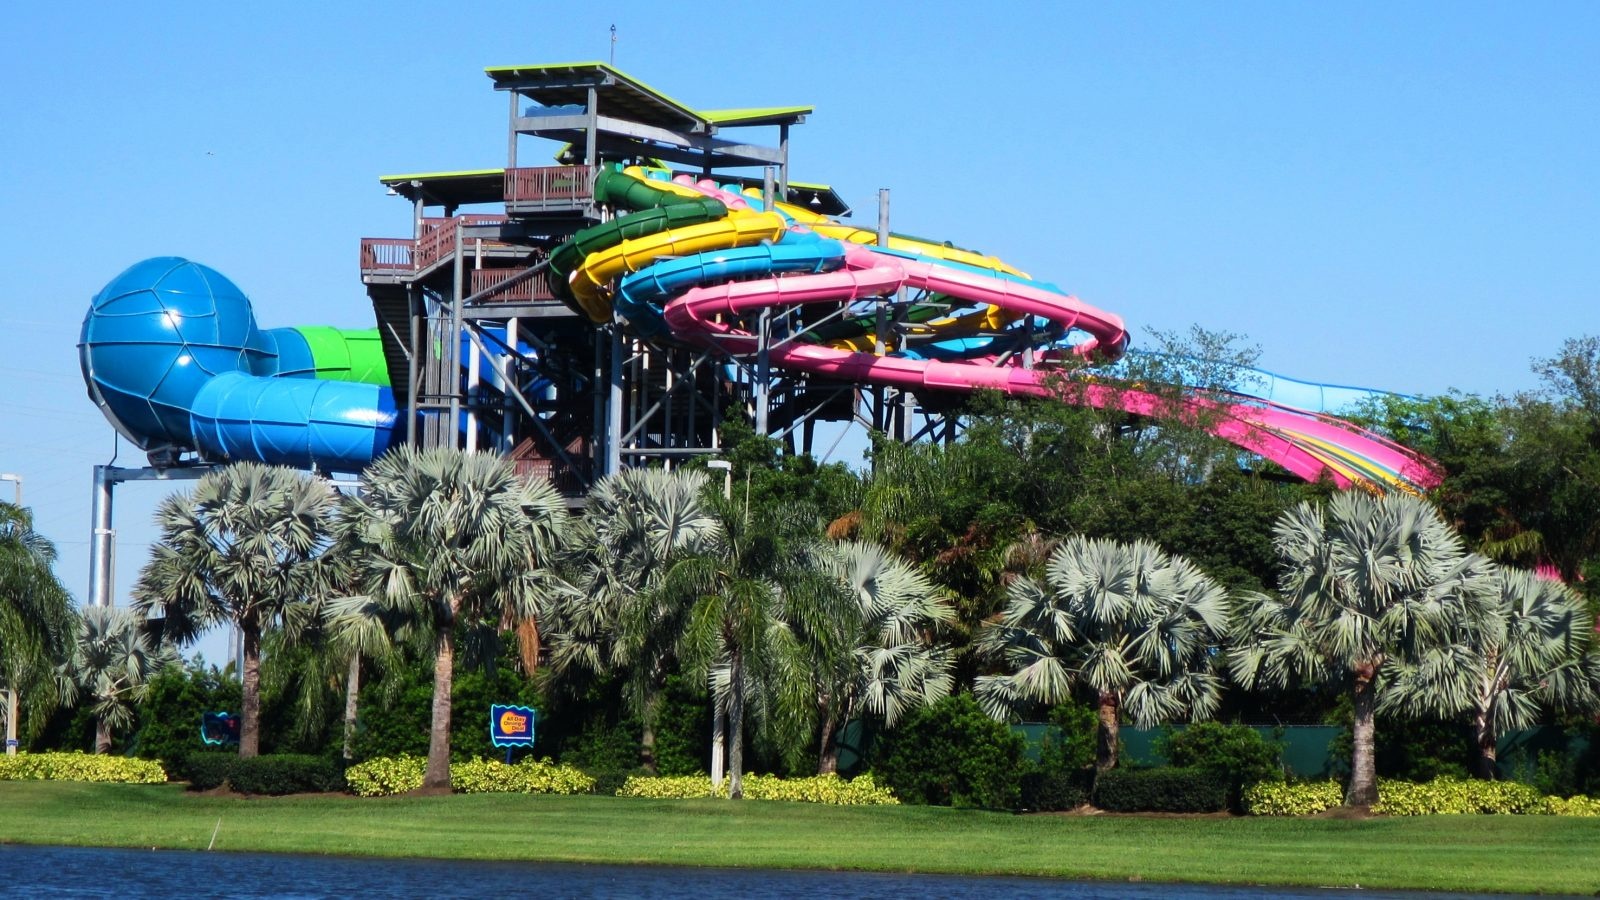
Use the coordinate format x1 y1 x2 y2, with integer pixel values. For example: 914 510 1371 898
505 165 598 211
361 215 511 277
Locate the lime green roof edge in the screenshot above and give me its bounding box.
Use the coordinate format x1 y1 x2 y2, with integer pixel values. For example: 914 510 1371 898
379 168 505 184
484 61 703 122
702 106 813 125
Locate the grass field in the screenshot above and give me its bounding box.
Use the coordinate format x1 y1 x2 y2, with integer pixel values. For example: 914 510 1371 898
3 782 1599 894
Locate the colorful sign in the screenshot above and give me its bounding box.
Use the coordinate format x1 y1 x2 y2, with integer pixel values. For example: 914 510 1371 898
490 704 536 748
200 711 240 746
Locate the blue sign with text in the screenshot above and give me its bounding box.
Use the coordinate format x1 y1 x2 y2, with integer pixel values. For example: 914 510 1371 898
490 704 536 748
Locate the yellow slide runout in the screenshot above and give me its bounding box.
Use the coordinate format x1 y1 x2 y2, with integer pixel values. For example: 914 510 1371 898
570 211 789 321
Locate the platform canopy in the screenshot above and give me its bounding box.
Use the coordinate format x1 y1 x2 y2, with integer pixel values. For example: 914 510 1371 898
484 62 812 133
379 169 505 207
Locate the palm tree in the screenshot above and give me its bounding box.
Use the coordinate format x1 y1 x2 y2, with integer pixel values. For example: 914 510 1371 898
327 446 570 790
58 607 175 753
1383 567 1600 778
795 540 956 774
546 468 721 772
0 503 76 754
974 536 1230 771
133 462 335 757
665 498 816 798
1229 492 1498 806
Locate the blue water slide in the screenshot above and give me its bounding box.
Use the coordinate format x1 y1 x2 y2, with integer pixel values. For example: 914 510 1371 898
79 257 398 473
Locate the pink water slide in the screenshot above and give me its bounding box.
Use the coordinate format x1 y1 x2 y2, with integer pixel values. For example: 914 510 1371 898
662 244 1441 491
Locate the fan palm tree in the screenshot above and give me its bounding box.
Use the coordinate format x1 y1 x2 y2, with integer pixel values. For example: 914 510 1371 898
1230 492 1498 806
975 536 1230 771
58 606 175 753
326 446 570 790
133 462 335 757
1383 566 1600 778
794 540 956 774
545 468 721 772
1 503 76 754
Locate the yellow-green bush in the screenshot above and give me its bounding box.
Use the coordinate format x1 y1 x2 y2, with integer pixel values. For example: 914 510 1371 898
451 758 595 795
345 755 425 797
346 755 596 797
617 772 898 805
0 752 167 784
1374 777 1545 816
1539 795 1600 817
1243 780 1343 816
616 775 720 799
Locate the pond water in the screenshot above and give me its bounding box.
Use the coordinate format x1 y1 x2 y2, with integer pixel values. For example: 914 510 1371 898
0 844 1517 899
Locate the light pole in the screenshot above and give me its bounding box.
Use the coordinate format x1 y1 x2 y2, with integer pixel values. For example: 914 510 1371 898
704 460 733 789
1 473 19 754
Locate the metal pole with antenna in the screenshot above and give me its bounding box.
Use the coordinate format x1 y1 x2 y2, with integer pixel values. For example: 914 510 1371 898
609 24 617 66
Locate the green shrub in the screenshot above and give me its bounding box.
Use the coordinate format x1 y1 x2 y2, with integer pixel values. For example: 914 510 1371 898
181 754 235 791
0 752 167 784
451 758 595 795
131 660 240 775
1243 780 1343 816
226 755 344 795
1160 722 1284 811
616 773 897 805
873 694 1025 809
345 754 425 797
1018 769 1089 811
1092 767 1229 813
1374 777 1544 816
583 769 639 796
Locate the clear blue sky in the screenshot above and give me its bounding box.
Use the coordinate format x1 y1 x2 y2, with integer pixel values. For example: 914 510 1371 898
2 2 1596 660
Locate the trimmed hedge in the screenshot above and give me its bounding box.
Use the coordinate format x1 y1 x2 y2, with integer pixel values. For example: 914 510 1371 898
616 773 899 805
0 752 167 784
182 754 236 791
1092 767 1229 813
228 755 344 795
345 755 594 797
1244 780 1343 816
178 754 344 794
1019 770 1089 811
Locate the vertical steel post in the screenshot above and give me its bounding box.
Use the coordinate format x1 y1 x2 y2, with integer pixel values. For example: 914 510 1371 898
88 465 114 608
446 226 464 448
507 90 519 169
607 322 624 476
584 86 598 166
873 189 891 432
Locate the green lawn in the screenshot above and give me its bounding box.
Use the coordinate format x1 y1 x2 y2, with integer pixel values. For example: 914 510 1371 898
3 782 1598 894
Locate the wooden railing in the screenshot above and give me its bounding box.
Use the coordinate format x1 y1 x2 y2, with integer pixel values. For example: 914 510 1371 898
359 238 414 274
362 215 508 275
471 267 555 303
505 165 597 206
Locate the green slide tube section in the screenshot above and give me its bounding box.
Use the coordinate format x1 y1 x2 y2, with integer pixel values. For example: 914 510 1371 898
548 197 728 300
297 326 390 386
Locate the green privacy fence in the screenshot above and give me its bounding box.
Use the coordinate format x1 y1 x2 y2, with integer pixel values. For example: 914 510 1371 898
837 721 1588 780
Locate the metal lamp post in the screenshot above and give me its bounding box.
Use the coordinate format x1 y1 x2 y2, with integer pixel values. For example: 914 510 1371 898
704 460 733 789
